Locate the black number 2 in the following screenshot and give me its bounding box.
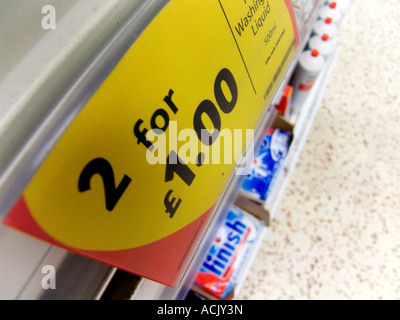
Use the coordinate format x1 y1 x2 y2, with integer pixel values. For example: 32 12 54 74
78 158 132 212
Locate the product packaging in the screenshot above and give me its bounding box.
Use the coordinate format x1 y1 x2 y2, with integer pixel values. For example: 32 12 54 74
318 2 343 25
307 33 338 59
290 49 325 117
326 0 351 14
275 85 294 119
312 17 338 38
194 205 264 299
241 128 291 201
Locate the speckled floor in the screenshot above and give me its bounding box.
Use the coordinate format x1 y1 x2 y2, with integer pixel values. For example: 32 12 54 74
236 0 400 300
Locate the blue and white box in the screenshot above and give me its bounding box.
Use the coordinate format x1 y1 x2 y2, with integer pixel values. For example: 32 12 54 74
241 128 291 200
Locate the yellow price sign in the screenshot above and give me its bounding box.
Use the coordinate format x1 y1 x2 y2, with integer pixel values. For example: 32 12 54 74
4 0 299 286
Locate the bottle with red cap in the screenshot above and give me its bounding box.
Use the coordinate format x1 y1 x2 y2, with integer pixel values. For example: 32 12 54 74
290 49 325 119
307 33 338 59
326 0 351 14
319 2 343 25
312 17 338 38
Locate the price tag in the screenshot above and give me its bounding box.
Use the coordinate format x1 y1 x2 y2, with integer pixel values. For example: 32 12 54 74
4 0 299 286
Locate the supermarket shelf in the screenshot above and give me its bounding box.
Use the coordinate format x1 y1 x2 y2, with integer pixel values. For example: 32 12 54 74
130 111 276 301
129 1 325 301
183 222 268 301
186 45 341 302
0 0 327 301
220 46 341 300
264 45 341 219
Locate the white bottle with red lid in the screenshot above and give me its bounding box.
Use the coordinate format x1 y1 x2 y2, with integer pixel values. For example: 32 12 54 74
319 2 343 25
327 0 351 14
290 49 325 119
307 33 338 59
312 17 338 38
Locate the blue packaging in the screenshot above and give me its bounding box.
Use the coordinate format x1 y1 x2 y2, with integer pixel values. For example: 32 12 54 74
194 205 264 299
241 128 291 200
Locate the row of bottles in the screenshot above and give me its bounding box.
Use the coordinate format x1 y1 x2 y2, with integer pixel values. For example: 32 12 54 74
290 0 351 119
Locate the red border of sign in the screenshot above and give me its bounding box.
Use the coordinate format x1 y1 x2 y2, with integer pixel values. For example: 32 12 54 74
4 197 215 286
285 0 301 47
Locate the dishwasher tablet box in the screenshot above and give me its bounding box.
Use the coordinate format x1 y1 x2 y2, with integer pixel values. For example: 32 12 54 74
241 128 291 201
194 205 264 299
